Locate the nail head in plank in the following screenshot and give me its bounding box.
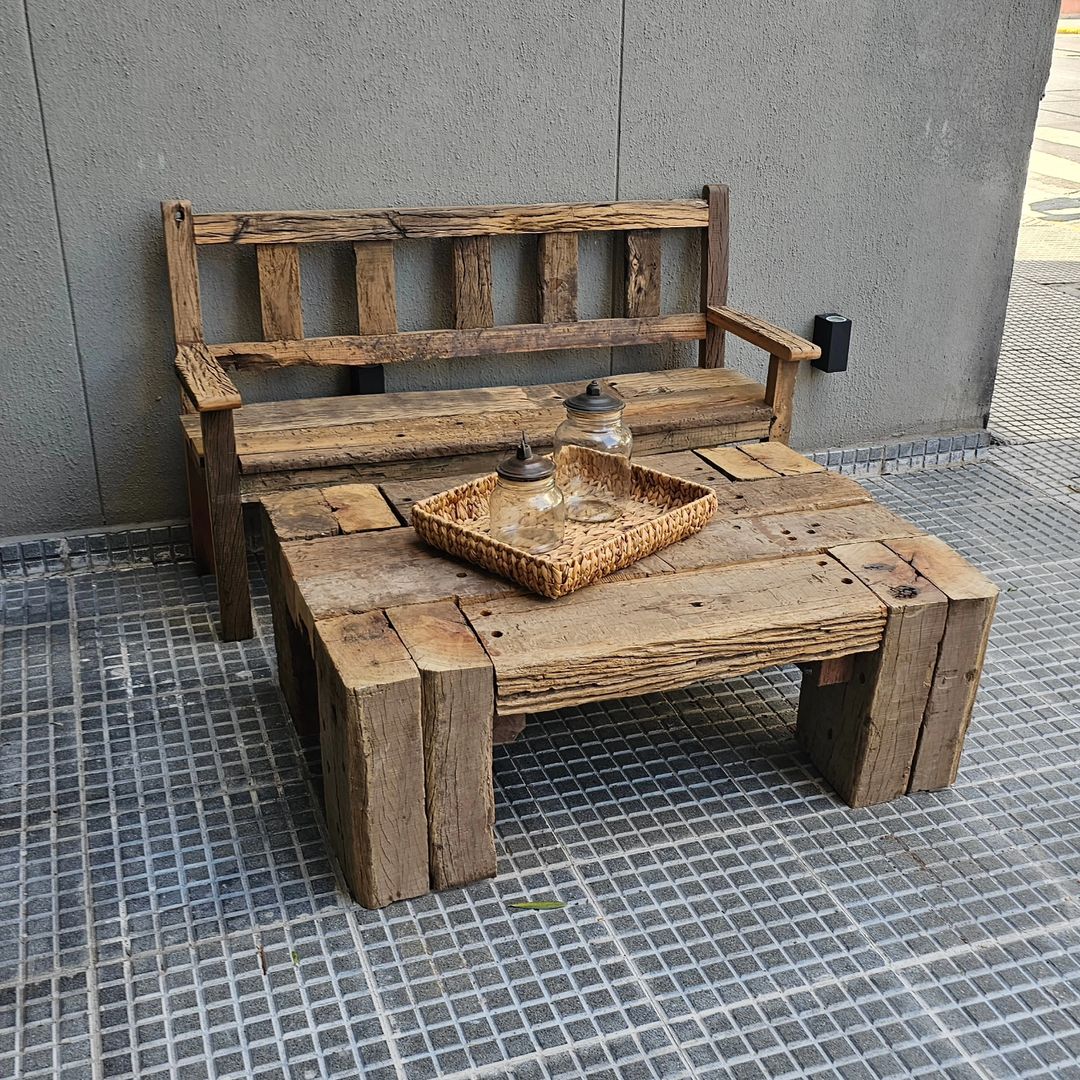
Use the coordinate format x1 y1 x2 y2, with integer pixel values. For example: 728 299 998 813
314 611 429 907
625 230 661 318
538 232 578 323
452 236 494 329
387 601 497 889
256 243 303 339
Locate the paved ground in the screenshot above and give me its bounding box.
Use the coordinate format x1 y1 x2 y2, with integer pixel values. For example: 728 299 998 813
3 33 1080 1080
991 31 1080 443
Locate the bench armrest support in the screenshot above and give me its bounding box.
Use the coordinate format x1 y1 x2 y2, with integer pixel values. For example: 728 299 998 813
175 343 242 412
705 305 820 362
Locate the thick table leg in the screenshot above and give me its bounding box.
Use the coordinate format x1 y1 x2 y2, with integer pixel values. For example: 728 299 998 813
388 601 497 890
797 541 949 807
315 612 430 908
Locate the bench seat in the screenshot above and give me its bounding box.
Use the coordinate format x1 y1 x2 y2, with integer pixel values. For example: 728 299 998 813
182 367 773 485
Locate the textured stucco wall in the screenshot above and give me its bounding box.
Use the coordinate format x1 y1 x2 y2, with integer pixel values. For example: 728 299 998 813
0 0 1058 536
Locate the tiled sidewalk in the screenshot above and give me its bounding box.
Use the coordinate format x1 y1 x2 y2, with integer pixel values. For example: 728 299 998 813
2 435 1079 1080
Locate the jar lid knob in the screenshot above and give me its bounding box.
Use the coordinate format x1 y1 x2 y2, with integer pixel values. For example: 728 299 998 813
563 379 625 414
496 431 555 481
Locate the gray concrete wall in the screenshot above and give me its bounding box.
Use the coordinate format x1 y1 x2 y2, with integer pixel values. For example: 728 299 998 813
0 0 1058 536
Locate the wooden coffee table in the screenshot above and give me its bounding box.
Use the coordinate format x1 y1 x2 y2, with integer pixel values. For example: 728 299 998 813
261 445 997 908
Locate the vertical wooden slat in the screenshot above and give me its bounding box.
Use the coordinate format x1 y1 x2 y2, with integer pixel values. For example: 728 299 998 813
256 244 304 339
625 230 661 318
699 183 730 367
452 235 494 329
200 410 253 641
354 240 398 334
162 200 204 345
537 232 578 323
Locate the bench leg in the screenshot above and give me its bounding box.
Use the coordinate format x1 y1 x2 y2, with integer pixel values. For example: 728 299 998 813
316 612 430 908
184 440 215 575
201 410 253 641
388 602 497 890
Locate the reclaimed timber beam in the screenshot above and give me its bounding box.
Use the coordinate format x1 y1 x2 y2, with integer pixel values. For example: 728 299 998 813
192 199 710 244
699 184 729 368
452 236 495 329
537 232 578 323
625 230 661 318
796 541 949 807
256 243 304 339
208 314 706 367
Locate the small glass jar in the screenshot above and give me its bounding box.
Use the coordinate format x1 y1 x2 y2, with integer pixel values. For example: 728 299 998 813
488 434 565 554
553 380 633 523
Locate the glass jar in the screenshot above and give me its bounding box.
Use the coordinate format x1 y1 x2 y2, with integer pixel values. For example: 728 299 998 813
553 380 633 522
487 434 565 554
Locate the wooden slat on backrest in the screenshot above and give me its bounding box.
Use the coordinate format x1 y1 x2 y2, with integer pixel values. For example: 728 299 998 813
452 236 494 329
625 230 661 318
537 233 578 323
257 244 304 339
191 199 709 244
354 241 398 334
699 183 730 368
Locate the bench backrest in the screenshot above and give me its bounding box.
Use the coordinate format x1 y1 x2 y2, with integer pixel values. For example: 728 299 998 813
162 186 729 378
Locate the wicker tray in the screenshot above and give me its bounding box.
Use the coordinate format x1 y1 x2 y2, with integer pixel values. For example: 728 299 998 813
410 458 718 598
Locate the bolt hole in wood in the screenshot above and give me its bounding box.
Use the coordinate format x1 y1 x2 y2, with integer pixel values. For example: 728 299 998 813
690 601 704 607
455 571 468 578
480 609 492 617
841 577 854 584
817 560 828 566
491 630 504 638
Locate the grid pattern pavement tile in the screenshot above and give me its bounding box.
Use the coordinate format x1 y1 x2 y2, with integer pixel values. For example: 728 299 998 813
2 441 1080 1076
989 440 1080 502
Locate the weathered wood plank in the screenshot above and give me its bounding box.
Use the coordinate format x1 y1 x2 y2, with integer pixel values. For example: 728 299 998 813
537 232 578 323
192 199 710 244
322 483 400 533
739 442 824 476
380 473 482 519
463 556 885 715
699 183 729 368
162 199 204 343
696 445 778 481
452 236 494 329
707 306 820 362
709 472 870 519
175 344 241 412
315 612 429 907
886 536 998 792
387 602 497 890
283 528 521 624
765 356 798 444
201 410 252 640
261 488 340 541
625 230 661 318
662 501 924 572
797 542 949 807
256 243 303 340
354 240 398 334
209 314 706 368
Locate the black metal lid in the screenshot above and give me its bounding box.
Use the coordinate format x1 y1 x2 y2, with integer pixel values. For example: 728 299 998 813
563 379 625 415
496 433 555 482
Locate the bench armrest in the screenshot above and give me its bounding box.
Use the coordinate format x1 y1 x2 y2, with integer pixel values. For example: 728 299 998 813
175 343 242 411
705 305 820 362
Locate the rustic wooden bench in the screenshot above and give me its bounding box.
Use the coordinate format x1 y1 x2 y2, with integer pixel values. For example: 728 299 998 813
163 187 821 640
261 445 997 908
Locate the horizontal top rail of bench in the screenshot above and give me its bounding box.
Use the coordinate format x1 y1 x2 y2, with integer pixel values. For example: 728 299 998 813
192 199 710 245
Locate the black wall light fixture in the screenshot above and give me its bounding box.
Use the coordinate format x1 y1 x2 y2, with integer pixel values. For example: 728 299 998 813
812 313 851 373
